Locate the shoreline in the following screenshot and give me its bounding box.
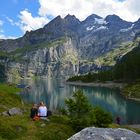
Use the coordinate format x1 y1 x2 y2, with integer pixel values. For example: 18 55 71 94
66 81 140 102
66 81 126 89
125 97 140 102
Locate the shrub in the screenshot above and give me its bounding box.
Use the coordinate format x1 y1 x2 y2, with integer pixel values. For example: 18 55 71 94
65 90 92 119
93 106 113 127
64 90 113 130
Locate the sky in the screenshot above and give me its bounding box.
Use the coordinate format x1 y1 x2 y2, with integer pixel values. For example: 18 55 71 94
0 0 140 39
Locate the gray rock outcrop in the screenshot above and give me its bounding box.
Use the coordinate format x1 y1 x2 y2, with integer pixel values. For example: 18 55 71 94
68 127 140 140
1 107 23 116
8 107 23 116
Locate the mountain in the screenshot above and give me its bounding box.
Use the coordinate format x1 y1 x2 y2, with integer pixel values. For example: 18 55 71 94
0 14 140 79
113 34 140 81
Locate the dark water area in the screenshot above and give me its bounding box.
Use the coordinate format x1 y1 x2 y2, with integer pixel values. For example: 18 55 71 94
18 78 140 124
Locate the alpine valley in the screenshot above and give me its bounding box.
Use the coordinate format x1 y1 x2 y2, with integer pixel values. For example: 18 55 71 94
0 13 140 79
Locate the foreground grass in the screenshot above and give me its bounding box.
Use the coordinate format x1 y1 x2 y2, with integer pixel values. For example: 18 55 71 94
0 83 22 112
0 84 75 140
109 124 140 134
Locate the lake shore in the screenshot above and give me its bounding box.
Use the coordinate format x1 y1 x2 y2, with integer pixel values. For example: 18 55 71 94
66 81 126 89
66 81 140 102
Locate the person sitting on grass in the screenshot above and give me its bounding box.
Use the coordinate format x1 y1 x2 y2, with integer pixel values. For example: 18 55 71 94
38 101 47 119
30 104 39 120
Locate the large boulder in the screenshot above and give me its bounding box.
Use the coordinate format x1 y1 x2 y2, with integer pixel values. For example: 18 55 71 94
68 127 140 140
8 107 23 116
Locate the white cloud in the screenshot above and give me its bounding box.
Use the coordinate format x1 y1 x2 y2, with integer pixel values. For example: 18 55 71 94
6 0 140 37
38 0 140 22
6 17 17 26
0 20 18 39
18 9 49 33
0 34 18 39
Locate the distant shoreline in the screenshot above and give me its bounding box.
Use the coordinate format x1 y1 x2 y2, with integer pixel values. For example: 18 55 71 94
66 81 140 102
66 81 126 89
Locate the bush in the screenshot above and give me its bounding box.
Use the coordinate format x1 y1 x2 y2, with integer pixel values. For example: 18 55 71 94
64 90 113 130
93 106 113 127
65 90 92 119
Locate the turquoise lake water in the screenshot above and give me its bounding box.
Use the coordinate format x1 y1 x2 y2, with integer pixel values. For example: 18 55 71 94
19 78 140 124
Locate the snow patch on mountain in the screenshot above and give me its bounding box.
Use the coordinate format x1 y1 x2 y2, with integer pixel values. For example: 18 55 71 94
94 18 107 25
86 26 95 31
94 26 108 32
120 24 134 32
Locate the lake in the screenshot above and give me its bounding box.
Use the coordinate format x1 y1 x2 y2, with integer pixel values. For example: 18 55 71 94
19 78 140 124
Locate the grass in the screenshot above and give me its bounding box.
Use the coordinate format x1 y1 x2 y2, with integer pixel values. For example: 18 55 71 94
0 84 22 112
0 84 140 139
94 41 135 66
109 123 140 134
0 84 75 140
9 37 67 62
122 82 140 99
0 37 67 63
35 122 74 140
0 51 10 59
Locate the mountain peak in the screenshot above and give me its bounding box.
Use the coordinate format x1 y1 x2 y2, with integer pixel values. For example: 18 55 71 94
52 15 62 21
105 14 123 22
64 14 76 19
135 18 140 23
64 14 80 23
87 14 102 19
84 14 102 22
82 14 102 25
63 14 80 28
44 15 62 28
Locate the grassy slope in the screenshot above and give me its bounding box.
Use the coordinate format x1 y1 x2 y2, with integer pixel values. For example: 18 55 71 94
0 84 74 140
0 37 67 62
94 41 134 66
122 82 140 100
94 38 140 66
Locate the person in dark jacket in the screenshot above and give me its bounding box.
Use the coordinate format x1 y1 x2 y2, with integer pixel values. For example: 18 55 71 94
30 104 38 119
116 116 121 125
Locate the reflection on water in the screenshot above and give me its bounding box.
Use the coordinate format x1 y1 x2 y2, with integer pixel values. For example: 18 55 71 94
19 78 140 124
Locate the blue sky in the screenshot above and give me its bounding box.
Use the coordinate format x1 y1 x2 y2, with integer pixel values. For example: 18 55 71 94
0 0 140 39
0 0 40 38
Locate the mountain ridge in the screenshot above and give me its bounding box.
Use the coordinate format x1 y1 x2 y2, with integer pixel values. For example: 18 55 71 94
0 13 140 79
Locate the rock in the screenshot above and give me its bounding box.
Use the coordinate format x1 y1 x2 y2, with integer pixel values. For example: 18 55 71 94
68 127 140 140
8 107 23 116
1 111 9 116
40 123 46 127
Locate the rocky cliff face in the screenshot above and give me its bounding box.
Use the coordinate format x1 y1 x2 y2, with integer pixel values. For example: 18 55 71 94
7 37 80 80
0 14 140 79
